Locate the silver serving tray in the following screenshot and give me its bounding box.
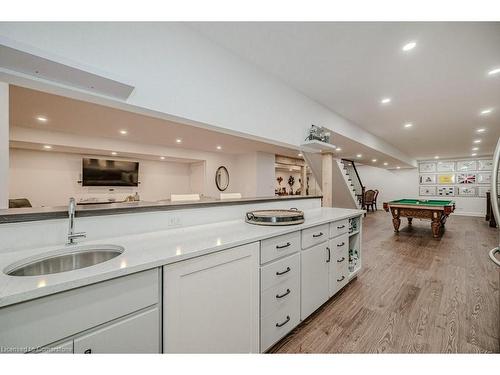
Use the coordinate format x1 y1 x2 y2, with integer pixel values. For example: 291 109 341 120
245 209 305 226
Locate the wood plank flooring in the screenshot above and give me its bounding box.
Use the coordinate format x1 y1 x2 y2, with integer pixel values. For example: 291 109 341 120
270 211 500 353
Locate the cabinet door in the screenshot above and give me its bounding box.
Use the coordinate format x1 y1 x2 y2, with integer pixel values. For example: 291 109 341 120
73 307 160 353
329 235 349 297
300 243 329 320
163 242 260 353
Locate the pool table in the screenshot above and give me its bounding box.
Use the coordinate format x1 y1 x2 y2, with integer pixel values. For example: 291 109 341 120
383 199 455 238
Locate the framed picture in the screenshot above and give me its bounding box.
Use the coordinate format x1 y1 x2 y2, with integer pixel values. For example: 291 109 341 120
419 186 436 196
419 162 436 173
456 160 477 172
457 186 476 196
457 173 476 184
438 174 455 184
437 186 455 197
477 173 491 184
478 186 490 197
437 161 455 172
419 174 436 184
478 160 493 171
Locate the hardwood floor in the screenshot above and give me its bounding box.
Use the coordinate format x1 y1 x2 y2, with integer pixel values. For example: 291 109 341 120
270 211 500 353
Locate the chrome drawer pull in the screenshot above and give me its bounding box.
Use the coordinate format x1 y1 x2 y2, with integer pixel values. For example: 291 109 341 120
276 288 291 299
337 276 345 282
337 225 346 229
326 247 331 263
337 242 345 247
312 232 324 238
276 267 291 276
276 315 291 327
84 349 92 354
337 257 345 263
276 242 291 249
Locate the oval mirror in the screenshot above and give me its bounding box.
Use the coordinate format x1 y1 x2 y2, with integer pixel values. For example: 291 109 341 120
215 166 229 191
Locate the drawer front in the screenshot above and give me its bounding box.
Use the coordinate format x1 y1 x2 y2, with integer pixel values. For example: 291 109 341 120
260 298 300 352
330 219 349 238
329 235 349 296
261 231 300 264
261 271 300 318
260 252 300 291
301 224 329 249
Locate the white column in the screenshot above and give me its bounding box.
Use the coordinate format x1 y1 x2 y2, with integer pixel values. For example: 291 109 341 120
0 82 8 209
321 153 333 207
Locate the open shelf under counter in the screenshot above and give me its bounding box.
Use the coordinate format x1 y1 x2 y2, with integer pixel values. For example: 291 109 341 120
349 266 361 280
348 230 360 237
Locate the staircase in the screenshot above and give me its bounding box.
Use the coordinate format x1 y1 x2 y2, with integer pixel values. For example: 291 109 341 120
340 159 365 210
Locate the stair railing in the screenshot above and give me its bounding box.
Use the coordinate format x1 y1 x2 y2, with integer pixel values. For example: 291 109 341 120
341 159 366 209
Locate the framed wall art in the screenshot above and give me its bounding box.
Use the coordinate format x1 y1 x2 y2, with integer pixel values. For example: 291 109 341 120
419 186 436 196
477 173 491 184
478 159 493 171
438 174 455 184
457 173 476 184
419 174 436 184
437 161 455 172
456 160 477 172
457 186 476 196
437 186 455 197
419 162 436 173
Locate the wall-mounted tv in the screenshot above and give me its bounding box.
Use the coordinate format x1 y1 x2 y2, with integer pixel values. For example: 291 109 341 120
82 158 139 187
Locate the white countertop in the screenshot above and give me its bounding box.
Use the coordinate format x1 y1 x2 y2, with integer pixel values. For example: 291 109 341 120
0 207 363 308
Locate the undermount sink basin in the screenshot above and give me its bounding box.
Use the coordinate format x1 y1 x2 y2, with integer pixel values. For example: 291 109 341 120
5 245 124 277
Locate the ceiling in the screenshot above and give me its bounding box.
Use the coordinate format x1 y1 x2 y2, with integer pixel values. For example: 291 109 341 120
189 22 500 159
9 85 301 159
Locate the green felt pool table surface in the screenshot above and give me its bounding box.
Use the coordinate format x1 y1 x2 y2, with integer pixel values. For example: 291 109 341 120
388 199 454 207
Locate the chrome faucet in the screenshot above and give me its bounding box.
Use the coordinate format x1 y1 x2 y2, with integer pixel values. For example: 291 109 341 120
67 197 87 245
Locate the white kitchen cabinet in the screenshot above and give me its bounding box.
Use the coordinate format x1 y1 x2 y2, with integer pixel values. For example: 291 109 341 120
300 242 329 319
163 242 260 353
73 307 160 353
329 234 349 296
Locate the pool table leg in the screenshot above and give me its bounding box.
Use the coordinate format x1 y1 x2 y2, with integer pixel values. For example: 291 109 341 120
390 209 401 233
407 217 413 226
431 215 441 238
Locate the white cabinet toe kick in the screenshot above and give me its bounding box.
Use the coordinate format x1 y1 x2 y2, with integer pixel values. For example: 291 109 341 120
0 213 363 354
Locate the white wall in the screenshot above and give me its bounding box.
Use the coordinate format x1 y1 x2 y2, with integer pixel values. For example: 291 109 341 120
0 23 414 166
0 82 8 208
357 165 487 216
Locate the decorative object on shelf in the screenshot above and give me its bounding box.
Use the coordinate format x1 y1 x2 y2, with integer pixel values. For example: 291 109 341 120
437 161 455 172
457 186 477 196
419 186 436 196
438 186 455 196
288 175 295 195
457 173 476 184
349 217 359 233
456 160 477 172
305 124 331 143
276 176 283 186
478 173 492 184
438 174 455 184
348 248 359 273
478 159 493 171
245 209 305 226
215 166 229 191
419 162 436 173
419 174 436 184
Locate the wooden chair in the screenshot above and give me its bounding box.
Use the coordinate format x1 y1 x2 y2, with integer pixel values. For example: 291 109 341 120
364 190 376 212
373 189 379 211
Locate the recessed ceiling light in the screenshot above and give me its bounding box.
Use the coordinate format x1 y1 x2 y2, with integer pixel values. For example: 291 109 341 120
396 166 401 169
36 116 48 123
402 41 417 52
434 156 439 159
43 145 52 149
119 130 128 135
160 156 165 160
472 147 479 151
356 154 362 158
175 138 182 144
289 168 293 172
476 128 486 133
371 159 377 162
380 98 392 104
473 139 482 144
216 145 222 150
488 67 500 76
298 153 303 157
480 108 493 115
404 123 413 128
383 162 388 166
336 148 342 152
111 152 117 156
471 153 477 156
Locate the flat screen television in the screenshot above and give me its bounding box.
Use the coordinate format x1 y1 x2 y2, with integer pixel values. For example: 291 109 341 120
82 158 139 187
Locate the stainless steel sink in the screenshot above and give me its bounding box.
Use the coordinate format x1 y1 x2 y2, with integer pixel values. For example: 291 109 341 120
5 245 124 276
